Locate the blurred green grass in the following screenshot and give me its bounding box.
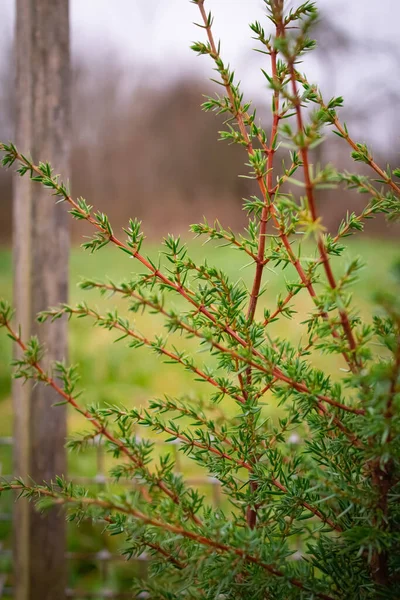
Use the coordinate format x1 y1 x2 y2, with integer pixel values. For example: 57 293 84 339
0 236 399 594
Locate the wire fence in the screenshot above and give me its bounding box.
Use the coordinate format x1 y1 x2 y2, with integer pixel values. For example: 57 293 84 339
0 434 221 599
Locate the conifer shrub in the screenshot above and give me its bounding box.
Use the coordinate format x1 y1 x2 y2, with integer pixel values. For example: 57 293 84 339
1 1 400 598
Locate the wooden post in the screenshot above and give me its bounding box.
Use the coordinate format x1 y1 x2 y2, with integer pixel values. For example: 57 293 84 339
13 1 70 599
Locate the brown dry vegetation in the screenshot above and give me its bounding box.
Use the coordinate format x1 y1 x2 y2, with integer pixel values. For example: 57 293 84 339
1 17 400 244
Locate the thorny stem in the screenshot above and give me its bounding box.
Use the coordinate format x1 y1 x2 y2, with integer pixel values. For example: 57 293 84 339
197 2 310 322
3 315 343 533
294 71 400 196
331 182 386 243
245 23 283 530
264 289 295 327
341 139 399 198
194 6 356 378
133 412 253 471
4 321 202 525
149 400 235 448
1 147 365 426
0 483 337 600
194 223 261 264
51 303 365 419
101 514 187 569
332 118 400 196
287 62 361 372
195 2 363 525
246 44 280 323
197 0 310 530
112 410 342 531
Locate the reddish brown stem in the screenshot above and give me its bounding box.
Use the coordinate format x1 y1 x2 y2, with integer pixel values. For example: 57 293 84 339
245 42 282 528
80 309 365 431
264 290 295 326
293 73 400 196
9 150 362 421
198 1 284 529
0 483 336 600
135 415 252 471
195 8 357 377
247 48 280 322
332 116 400 196
75 286 362 417
7 315 344 533
288 63 361 370
6 322 202 525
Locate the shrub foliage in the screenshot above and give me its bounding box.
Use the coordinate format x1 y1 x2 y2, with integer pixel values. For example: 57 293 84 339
1 1 400 598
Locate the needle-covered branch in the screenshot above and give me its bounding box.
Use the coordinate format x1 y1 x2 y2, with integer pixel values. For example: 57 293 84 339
37 300 364 418
0 480 337 600
0 306 202 525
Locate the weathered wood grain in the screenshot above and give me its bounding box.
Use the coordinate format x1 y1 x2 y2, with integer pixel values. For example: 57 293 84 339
13 1 70 598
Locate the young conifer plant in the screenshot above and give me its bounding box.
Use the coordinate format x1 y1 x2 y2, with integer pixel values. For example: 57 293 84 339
1 0 400 598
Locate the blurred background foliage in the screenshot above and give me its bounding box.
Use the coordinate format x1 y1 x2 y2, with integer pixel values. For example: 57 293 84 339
0 2 400 242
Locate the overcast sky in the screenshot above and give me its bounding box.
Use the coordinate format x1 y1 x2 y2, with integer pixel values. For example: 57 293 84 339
1 0 399 148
